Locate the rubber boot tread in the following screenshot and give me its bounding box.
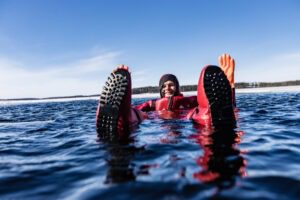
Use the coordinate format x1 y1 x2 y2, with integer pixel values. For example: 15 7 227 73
203 66 236 128
97 71 128 137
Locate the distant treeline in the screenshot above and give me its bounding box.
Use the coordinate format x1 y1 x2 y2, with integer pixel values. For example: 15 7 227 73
1 80 299 101
235 80 300 88
132 85 197 94
132 80 300 94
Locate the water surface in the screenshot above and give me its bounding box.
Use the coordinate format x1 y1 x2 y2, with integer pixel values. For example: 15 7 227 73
0 93 299 199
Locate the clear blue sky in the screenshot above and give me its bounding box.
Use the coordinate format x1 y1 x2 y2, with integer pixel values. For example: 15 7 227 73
1 0 300 98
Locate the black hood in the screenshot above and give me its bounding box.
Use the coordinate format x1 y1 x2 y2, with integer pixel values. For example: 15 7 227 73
159 74 180 98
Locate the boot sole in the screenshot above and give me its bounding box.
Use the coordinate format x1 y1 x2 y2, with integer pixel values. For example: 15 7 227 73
203 66 236 128
96 71 128 136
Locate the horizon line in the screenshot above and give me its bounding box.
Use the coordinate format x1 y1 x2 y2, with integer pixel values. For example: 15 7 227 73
1 81 299 101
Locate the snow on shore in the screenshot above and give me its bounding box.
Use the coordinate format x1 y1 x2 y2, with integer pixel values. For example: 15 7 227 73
133 85 300 98
1 86 299 105
236 85 300 93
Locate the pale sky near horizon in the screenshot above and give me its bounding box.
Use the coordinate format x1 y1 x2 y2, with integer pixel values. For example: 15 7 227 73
1 0 300 98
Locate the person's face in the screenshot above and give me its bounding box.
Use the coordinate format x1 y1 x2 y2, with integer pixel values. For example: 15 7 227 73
162 80 176 97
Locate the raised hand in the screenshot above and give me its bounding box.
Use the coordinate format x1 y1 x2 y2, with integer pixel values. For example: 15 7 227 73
218 54 235 88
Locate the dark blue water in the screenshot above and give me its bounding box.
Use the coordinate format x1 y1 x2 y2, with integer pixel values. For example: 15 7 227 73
0 93 299 200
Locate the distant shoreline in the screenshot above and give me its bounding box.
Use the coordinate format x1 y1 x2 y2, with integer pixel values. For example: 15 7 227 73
0 95 99 101
1 85 300 102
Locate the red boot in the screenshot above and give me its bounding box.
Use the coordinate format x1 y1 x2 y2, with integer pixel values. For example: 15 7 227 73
96 67 143 138
189 65 236 129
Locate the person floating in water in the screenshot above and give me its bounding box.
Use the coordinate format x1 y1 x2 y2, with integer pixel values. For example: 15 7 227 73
134 73 198 112
96 54 236 138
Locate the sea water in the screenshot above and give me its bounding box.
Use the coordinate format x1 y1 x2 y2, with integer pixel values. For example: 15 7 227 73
0 93 299 200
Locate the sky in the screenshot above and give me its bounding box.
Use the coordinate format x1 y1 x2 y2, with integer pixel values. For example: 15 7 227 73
1 0 300 99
